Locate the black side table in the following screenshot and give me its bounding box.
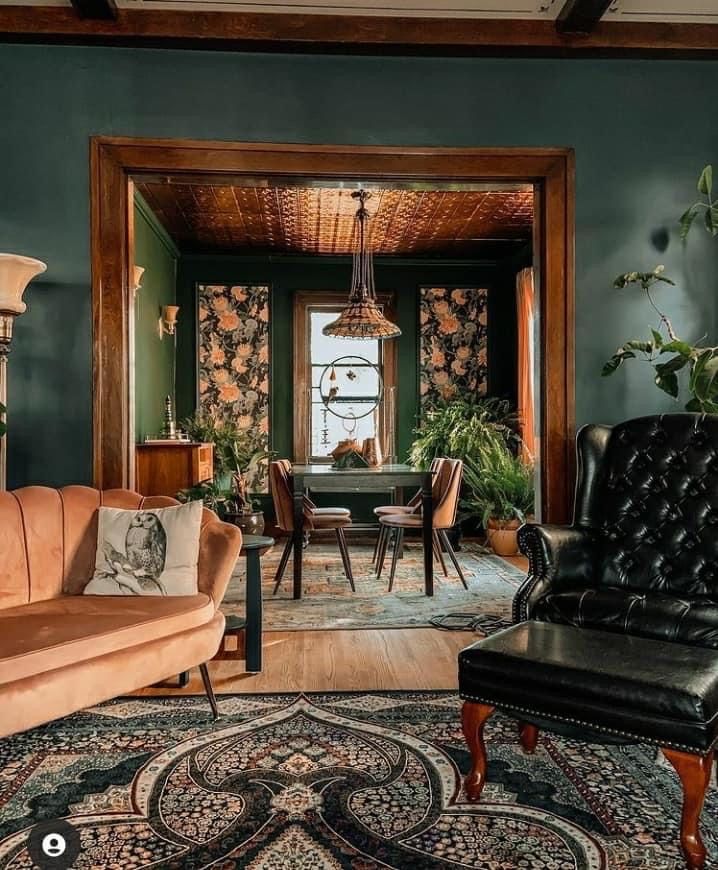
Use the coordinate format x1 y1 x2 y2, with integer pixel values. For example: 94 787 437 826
238 534 273 673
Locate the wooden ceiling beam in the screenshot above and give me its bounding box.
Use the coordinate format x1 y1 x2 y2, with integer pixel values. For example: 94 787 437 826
556 0 614 34
70 0 118 21
1 7 718 57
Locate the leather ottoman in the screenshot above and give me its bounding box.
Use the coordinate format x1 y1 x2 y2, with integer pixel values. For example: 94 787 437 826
459 621 718 870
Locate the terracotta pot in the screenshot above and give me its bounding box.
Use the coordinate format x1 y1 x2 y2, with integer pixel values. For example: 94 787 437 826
486 517 521 556
225 511 265 537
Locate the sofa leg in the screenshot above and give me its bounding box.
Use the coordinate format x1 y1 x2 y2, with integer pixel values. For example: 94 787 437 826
461 701 495 801
662 747 714 870
519 722 539 754
199 662 220 721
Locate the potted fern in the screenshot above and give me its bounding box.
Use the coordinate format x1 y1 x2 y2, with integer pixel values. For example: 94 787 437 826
462 439 534 556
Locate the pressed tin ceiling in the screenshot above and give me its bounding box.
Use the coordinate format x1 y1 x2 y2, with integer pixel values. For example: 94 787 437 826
135 182 534 256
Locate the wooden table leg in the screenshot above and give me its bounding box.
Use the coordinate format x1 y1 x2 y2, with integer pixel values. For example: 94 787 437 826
461 701 495 801
292 475 303 600
245 548 263 673
519 722 539 754
422 472 434 597
662 747 714 870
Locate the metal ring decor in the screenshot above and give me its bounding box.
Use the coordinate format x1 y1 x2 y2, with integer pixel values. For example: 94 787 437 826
319 355 383 421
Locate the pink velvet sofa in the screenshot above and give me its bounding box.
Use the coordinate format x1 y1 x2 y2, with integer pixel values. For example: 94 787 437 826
0 486 242 738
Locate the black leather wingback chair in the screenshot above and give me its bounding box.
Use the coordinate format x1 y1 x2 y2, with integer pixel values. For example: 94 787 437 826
517 414 718 648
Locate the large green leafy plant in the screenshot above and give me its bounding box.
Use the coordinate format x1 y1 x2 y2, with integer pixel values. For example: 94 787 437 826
409 396 517 470
462 438 534 526
180 410 270 513
603 166 718 413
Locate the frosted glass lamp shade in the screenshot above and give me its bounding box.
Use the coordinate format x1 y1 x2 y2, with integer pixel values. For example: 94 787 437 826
0 254 47 315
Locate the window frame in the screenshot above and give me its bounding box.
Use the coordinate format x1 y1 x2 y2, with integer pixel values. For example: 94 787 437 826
292 291 398 463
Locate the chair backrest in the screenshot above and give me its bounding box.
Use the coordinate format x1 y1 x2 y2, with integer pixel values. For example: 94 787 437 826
432 458 464 529
0 486 218 609
577 414 718 598
270 460 296 532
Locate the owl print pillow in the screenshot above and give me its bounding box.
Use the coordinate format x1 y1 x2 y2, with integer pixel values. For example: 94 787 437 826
84 501 203 596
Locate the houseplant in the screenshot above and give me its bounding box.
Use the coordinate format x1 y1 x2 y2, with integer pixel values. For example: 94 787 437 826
603 167 718 412
179 410 270 534
462 438 534 556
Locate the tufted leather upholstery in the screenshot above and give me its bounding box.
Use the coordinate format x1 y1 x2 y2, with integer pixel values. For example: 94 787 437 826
517 414 718 648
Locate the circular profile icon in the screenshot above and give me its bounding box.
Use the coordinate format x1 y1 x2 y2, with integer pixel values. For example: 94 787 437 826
27 820 80 869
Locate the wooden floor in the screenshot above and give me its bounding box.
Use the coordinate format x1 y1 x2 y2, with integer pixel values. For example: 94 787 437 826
137 554 528 697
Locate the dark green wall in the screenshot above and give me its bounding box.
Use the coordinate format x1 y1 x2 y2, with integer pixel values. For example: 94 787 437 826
133 195 179 442
3 44 718 487
176 253 518 464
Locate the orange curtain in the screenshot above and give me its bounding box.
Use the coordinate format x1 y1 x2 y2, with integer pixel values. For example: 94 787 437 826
516 267 535 464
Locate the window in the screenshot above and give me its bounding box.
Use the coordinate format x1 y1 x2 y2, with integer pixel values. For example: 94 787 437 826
293 293 397 463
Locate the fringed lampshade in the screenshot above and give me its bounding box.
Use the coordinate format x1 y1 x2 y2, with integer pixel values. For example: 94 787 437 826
323 190 401 341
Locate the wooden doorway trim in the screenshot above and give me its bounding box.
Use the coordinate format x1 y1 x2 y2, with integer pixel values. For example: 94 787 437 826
90 138 574 522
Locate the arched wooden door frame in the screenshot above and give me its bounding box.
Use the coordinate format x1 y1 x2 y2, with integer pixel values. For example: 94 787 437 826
90 138 574 522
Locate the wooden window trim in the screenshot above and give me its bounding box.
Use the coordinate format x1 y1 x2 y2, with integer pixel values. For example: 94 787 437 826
292 290 398 463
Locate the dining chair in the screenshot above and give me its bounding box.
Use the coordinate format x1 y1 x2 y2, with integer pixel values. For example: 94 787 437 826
377 458 467 591
371 457 441 567
269 460 355 594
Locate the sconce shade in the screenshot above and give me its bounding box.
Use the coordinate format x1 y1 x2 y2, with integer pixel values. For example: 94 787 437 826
132 265 145 294
0 254 47 315
163 305 180 325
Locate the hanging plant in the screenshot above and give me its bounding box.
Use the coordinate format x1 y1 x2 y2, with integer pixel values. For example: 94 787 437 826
602 266 718 413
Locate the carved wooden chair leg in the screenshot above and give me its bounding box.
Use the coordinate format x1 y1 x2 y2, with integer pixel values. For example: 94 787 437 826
372 524 386 566
388 528 404 592
272 538 293 595
199 662 220 721
461 701 495 801
662 747 714 870
433 531 449 577
519 722 539 754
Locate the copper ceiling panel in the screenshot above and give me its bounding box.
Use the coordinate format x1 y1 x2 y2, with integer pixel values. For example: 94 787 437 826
137 182 533 255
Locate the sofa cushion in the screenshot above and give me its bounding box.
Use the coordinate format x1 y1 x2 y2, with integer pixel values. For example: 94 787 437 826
534 585 718 649
0 593 214 685
86 501 203 596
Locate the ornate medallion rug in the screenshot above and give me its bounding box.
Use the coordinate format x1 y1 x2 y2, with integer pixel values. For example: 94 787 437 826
0 691 712 869
223 540 523 631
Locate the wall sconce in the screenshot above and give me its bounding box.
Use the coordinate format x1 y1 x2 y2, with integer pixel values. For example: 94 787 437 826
132 265 145 298
158 305 179 339
0 253 47 490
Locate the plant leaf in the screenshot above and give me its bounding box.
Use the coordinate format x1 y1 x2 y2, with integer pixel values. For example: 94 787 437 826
651 329 664 348
660 339 693 356
698 165 713 196
602 350 636 376
680 205 701 241
655 370 679 398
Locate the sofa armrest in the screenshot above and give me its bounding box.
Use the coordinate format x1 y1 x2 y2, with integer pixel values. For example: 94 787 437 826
198 520 242 608
513 523 597 622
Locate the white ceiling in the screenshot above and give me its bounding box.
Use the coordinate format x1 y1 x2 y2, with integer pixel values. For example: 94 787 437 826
6 0 718 20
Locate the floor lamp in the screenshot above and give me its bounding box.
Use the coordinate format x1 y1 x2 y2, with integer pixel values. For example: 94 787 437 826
0 254 47 490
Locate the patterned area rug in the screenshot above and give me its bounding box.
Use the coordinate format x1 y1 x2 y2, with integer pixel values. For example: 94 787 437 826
0 692 711 869
222 539 523 631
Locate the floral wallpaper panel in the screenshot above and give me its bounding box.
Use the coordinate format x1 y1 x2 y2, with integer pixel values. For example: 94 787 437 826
197 284 270 486
419 287 488 407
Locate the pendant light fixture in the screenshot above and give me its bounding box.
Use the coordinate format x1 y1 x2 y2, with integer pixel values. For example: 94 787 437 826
322 190 401 340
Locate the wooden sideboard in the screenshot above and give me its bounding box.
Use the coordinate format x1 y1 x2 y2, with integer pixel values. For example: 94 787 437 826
135 442 214 497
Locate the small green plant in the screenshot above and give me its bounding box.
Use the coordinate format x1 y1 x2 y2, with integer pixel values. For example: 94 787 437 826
181 410 271 513
461 440 534 526
680 165 718 239
602 265 718 413
409 396 517 470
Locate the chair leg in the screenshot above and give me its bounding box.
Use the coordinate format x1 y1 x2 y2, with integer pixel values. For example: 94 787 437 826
662 747 714 870
461 701 495 801
388 528 404 592
376 525 392 579
433 531 448 577
372 524 385 565
439 529 469 589
335 528 355 591
519 722 539 754
199 662 220 721
272 538 293 595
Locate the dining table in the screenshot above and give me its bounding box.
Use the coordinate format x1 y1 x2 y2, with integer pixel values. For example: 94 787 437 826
290 463 435 600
